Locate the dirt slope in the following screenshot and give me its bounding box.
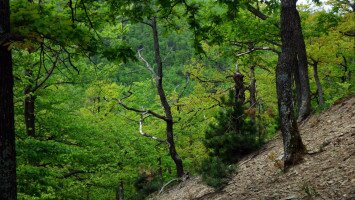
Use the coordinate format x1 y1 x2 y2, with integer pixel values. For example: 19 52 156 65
154 95 355 200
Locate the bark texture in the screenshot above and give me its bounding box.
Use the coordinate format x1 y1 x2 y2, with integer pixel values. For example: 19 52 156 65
293 6 311 122
276 0 306 169
0 0 17 198
151 17 184 177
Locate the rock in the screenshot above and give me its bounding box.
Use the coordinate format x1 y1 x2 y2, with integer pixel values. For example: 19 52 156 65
285 195 297 199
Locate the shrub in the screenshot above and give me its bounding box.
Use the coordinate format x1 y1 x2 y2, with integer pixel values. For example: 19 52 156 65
199 156 234 189
204 90 264 164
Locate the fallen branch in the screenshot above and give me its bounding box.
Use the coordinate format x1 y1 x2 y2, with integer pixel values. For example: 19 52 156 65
158 173 189 195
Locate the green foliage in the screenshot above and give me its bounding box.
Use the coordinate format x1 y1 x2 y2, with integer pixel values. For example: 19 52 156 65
204 91 264 163
199 156 234 189
8 0 354 199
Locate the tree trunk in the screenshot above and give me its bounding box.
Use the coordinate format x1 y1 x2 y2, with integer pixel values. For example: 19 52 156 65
340 55 348 83
292 57 302 114
277 0 306 169
233 72 245 104
311 61 324 106
24 70 36 136
151 17 184 178
116 181 124 200
294 4 311 122
0 0 17 198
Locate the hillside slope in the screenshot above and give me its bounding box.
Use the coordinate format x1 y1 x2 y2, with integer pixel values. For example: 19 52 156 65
154 95 355 200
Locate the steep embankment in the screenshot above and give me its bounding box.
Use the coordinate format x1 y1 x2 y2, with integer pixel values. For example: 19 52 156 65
154 95 355 200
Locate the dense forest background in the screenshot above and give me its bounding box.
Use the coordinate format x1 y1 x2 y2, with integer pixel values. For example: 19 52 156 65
0 0 354 199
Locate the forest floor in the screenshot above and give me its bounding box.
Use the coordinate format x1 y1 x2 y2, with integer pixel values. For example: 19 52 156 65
153 95 355 200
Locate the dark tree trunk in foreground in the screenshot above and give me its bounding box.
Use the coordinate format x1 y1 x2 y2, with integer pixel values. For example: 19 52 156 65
311 60 324 106
292 58 302 113
293 6 311 122
276 0 306 169
0 0 17 198
151 17 184 177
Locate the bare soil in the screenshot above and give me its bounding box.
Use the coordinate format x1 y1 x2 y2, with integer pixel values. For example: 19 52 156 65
154 95 355 200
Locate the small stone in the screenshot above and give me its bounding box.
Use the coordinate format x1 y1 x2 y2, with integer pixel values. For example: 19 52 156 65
337 132 344 137
285 195 297 200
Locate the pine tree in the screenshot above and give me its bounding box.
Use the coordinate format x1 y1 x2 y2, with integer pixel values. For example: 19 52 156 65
204 90 262 164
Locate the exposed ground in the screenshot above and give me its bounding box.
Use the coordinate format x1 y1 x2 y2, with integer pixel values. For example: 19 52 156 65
153 95 355 200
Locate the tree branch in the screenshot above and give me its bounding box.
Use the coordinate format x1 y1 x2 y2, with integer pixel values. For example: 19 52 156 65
0 33 26 45
235 46 280 57
137 48 156 75
31 53 60 92
246 4 268 20
139 113 166 143
111 97 167 121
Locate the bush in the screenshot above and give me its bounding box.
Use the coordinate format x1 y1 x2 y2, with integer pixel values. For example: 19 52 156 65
199 156 234 189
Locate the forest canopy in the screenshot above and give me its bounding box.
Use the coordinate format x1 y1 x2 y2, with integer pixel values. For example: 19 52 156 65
0 0 354 199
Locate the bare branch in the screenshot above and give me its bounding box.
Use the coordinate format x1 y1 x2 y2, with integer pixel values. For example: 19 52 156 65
235 46 279 57
139 113 166 143
137 48 156 75
141 20 153 27
111 97 167 121
31 54 60 92
265 39 282 47
162 47 174 62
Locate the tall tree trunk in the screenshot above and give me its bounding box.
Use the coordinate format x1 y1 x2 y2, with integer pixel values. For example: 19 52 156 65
24 69 36 136
292 57 302 114
311 61 324 106
0 0 17 198
277 0 306 169
294 5 311 122
151 17 184 178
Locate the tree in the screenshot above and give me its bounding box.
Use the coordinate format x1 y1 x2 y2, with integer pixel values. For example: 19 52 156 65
276 0 306 168
109 1 185 178
204 72 262 163
151 17 184 177
293 6 312 122
0 0 17 198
